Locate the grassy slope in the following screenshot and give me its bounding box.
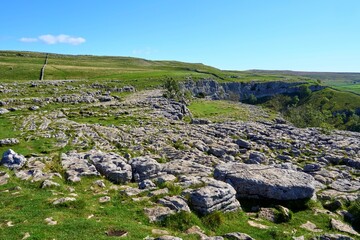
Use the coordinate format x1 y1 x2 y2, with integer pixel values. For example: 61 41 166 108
0 51 308 88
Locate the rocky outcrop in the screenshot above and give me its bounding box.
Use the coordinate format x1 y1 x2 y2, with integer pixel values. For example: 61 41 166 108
1 149 27 170
189 180 241 215
87 151 132 184
61 151 100 182
129 156 162 182
214 163 315 200
183 79 325 101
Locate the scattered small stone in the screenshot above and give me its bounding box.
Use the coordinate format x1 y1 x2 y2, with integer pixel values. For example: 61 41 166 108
152 229 170 235
148 188 169 197
121 187 143 197
87 214 94 219
45 217 57 225
247 220 269 229
139 179 156 189
93 180 106 188
99 196 111 203
144 206 174 222
29 106 40 111
300 221 322 232
6 221 14 227
0 108 9 114
21 232 31 240
41 180 60 188
52 197 76 205
0 171 10 185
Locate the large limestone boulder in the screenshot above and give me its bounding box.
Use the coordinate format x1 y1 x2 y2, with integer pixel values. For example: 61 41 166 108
1 149 27 170
87 151 132 184
61 151 100 182
129 156 162 182
189 180 241 215
214 163 315 201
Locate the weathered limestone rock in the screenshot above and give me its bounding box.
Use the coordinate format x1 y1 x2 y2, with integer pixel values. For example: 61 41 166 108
163 160 212 177
235 139 252 150
223 232 254 240
139 179 156 189
330 179 360 192
52 197 77 205
246 151 267 165
1 149 27 170
0 138 19 146
316 234 354 240
0 171 9 185
144 206 174 222
158 196 191 212
99 196 111 203
0 108 9 114
130 156 162 182
88 151 132 184
300 221 322 232
61 152 100 182
41 180 60 188
330 218 360 236
189 180 241 215
214 163 315 200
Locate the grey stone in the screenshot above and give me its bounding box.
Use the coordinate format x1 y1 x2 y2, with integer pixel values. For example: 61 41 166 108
330 218 360 236
130 156 162 182
144 206 174 222
303 163 322 172
158 196 191 212
235 139 252 149
99 196 111 203
1 149 27 170
29 106 40 111
0 171 9 185
316 234 354 240
0 138 19 146
214 163 315 200
0 108 9 114
41 180 60 188
52 197 77 205
139 179 156 189
223 232 254 240
88 152 132 184
247 151 267 164
155 174 177 184
189 180 241 215
330 179 360 192
155 236 182 240
61 152 100 182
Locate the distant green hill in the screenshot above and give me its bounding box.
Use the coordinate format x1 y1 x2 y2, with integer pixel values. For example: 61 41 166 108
0 51 309 88
249 69 360 95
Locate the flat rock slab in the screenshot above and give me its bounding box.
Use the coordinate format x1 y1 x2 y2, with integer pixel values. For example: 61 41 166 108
331 218 360 236
214 163 315 200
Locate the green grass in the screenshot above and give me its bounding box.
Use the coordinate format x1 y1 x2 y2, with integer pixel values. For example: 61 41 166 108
0 51 312 89
188 99 251 122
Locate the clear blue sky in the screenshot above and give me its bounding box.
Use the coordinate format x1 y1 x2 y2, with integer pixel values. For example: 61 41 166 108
1 0 360 72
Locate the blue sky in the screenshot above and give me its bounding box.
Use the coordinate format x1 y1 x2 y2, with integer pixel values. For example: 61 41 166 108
1 0 360 72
